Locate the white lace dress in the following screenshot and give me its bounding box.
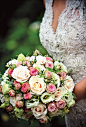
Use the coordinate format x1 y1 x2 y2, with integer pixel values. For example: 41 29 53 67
39 0 86 126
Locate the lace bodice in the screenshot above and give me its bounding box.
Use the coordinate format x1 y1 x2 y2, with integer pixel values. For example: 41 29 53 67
39 0 86 84
39 0 86 127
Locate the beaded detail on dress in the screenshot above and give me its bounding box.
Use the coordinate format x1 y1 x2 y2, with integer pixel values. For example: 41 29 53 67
39 0 86 127
39 0 86 84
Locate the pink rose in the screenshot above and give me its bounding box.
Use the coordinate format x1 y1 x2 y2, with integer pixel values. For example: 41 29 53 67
39 116 48 123
16 61 22 67
8 68 13 77
48 102 56 112
6 105 13 112
14 80 21 90
24 92 32 99
56 99 66 109
46 84 56 94
9 89 15 97
46 57 53 62
30 67 38 76
0 86 2 93
45 71 52 79
45 61 53 69
50 108 58 115
16 101 23 108
21 82 30 93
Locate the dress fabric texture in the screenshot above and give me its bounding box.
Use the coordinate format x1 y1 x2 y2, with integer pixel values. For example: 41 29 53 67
39 0 86 126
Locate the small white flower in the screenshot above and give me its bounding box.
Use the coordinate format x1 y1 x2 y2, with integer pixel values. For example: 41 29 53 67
30 56 35 61
52 72 60 87
25 98 39 108
64 75 74 92
29 76 46 95
33 63 46 71
41 92 55 104
36 55 46 64
6 59 18 67
12 65 30 82
54 61 67 73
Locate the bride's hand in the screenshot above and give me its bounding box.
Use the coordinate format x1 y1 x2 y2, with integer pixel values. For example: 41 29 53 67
73 77 86 101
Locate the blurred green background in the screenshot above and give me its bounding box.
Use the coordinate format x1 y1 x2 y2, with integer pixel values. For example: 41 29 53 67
0 0 66 127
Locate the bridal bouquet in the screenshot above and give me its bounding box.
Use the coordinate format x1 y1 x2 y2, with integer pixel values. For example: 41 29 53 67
0 50 76 124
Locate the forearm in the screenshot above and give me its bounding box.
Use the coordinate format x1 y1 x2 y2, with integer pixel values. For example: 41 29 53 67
73 77 86 101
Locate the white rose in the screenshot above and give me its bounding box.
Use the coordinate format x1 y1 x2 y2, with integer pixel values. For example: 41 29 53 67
36 55 46 64
29 76 46 95
6 59 18 67
33 63 46 71
31 103 47 119
64 75 74 92
12 65 30 82
54 87 67 101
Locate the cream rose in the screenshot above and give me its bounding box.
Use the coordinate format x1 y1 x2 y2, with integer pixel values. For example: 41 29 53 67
64 75 74 92
12 65 30 82
31 103 47 119
29 76 46 95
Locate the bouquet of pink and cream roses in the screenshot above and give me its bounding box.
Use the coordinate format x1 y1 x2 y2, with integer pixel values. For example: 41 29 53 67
0 50 76 124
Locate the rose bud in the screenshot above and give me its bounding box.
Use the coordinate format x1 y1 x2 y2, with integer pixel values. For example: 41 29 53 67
24 108 32 118
39 116 48 123
22 61 27 65
16 61 22 67
21 82 30 93
24 92 32 100
25 57 30 61
45 71 52 79
16 101 23 108
45 61 53 69
61 71 66 78
46 57 53 62
9 89 15 97
26 61 31 68
0 86 2 93
56 99 66 109
6 105 13 112
48 102 56 112
33 49 40 56
8 68 13 77
46 83 56 94
30 67 38 76
14 80 21 90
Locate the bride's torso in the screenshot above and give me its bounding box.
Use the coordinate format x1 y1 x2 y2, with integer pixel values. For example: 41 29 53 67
39 0 86 84
39 0 86 126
